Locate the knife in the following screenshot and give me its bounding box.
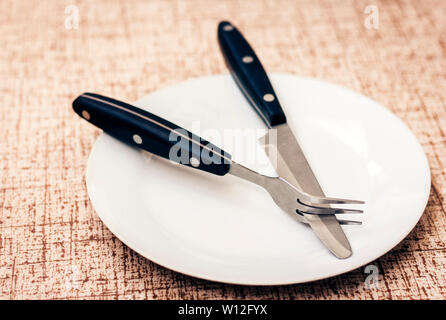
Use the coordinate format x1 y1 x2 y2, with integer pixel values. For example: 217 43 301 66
217 21 353 258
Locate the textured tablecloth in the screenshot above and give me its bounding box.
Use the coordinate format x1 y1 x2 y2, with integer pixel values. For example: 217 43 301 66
1 0 445 300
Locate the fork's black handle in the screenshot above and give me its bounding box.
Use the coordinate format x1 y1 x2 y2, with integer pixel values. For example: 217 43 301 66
72 93 232 176
218 21 286 128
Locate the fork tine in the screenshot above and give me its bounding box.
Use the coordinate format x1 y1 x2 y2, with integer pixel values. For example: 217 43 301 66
296 208 363 215
295 202 336 215
296 200 363 215
322 198 364 205
297 210 362 225
279 177 364 205
338 220 362 225
304 196 364 205
332 208 363 214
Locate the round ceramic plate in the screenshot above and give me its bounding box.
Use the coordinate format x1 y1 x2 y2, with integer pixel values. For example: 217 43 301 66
86 74 430 285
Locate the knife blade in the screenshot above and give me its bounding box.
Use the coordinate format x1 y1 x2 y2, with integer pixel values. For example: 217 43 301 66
262 125 352 258
218 21 352 258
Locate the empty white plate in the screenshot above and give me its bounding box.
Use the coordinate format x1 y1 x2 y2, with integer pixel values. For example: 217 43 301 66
85 74 430 285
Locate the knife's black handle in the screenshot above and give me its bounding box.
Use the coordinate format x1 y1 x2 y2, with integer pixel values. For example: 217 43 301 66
73 93 231 176
218 21 286 128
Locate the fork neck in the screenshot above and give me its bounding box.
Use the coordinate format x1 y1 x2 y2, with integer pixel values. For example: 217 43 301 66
228 162 268 187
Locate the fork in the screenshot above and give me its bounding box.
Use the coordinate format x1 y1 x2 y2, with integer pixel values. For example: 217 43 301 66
72 93 364 218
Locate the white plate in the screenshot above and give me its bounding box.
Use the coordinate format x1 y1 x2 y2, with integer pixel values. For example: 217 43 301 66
86 74 430 285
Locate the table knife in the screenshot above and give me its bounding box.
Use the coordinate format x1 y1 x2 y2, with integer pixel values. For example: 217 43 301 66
217 21 353 258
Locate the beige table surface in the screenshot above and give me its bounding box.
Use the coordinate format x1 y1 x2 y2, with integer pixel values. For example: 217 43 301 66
1 0 445 299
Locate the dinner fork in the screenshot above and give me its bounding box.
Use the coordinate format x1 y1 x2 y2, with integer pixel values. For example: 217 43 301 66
72 93 364 218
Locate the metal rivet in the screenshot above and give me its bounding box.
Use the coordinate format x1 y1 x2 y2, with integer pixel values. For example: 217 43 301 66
263 94 275 102
190 157 200 167
242 56 254 63
133 134 143 144
81 110 90 120
223 25 233 31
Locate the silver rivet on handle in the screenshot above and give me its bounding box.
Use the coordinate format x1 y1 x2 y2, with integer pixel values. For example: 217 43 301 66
81 110 90 120
133 134 143 144
223 25 233 31
263 94 275 102
242 56 254 63
190 157 200 167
